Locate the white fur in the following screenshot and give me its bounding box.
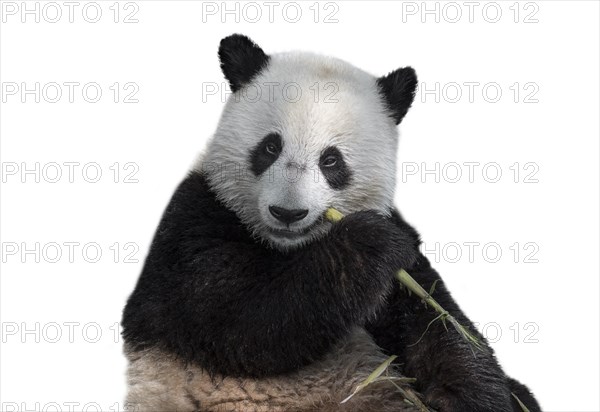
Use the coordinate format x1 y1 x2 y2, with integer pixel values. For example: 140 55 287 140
196 52 399 250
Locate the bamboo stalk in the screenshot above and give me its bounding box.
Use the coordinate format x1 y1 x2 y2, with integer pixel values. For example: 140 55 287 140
324 208 537 410
325 207 482 352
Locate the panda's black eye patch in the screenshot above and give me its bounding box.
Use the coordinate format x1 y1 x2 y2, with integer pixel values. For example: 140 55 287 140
249 132 282 176
319 146 352 190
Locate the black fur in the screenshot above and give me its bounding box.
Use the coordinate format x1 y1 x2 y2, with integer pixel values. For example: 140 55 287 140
508 378 542 412
377 67 418 124
122 171 541 411
122 171 418 378
319 146 352 190
249 132 282 176
219 34 270 93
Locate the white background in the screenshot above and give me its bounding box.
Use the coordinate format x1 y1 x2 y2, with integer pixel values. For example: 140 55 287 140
1 1 599 411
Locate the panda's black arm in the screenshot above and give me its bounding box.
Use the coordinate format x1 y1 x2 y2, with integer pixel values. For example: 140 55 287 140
121 172 417 378
367 260 514 412
366 210 540 412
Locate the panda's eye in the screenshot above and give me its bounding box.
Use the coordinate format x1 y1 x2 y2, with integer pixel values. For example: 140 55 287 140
250 133 283 176
321 155 338 168
265 142 279 156
319 146 351 190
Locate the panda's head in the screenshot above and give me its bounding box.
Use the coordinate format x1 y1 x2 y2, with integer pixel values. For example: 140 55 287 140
199 34 417 250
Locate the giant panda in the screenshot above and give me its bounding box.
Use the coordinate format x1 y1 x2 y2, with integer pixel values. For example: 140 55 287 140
121 34 541 412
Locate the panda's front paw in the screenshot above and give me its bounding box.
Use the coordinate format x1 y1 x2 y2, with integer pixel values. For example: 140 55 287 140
333 210 419 270
424 384 513 412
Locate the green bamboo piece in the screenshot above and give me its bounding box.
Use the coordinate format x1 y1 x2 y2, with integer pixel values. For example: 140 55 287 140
340 355 398 404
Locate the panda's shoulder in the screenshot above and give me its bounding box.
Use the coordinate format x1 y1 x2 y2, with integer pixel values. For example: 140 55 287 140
158 171 246 240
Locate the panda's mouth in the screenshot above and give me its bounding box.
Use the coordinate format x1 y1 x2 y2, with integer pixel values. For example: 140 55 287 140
268 228 305 239
266 216 324 239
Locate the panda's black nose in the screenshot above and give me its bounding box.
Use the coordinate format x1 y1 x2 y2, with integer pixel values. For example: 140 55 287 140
269 206 309 224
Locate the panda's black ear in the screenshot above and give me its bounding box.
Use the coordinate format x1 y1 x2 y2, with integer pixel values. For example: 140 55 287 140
377 67 418 125
218 34 270 93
